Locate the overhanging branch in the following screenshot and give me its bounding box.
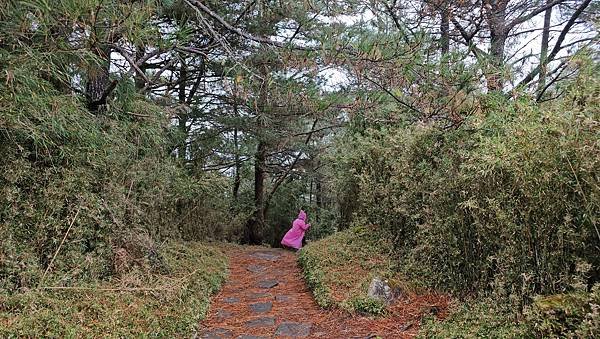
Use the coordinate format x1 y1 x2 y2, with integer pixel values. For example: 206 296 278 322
516 0 593 89
186 0 318 51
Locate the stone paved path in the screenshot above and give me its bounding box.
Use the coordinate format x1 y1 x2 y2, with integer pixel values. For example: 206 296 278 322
196 247 437 338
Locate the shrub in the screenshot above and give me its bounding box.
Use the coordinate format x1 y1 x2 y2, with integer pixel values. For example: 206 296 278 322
0 242 228 338
527 284 600 338
298 226 397 313
0 31 233 292
345 296 387 316
330 64 599 299
419 285 600 338
418 299 530 338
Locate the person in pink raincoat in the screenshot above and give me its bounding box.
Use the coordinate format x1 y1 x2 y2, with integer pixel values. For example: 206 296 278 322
281 209 311 250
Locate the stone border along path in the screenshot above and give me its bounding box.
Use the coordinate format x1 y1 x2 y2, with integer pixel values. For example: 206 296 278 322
196 246 447 338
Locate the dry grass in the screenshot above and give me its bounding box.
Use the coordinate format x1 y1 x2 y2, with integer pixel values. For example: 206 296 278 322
0 242 227 338
298 225 449 322
299 226 398 309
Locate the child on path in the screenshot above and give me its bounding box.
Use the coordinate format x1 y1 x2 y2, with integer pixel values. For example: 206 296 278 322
281 209 311 250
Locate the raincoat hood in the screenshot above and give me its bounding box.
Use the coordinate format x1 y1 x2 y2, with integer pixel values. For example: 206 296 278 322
297 210 307 221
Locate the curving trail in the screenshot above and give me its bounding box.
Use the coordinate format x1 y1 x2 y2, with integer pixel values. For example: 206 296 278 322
197 247 447 338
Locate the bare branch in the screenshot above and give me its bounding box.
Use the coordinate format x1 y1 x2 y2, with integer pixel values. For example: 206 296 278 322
111 45 151 85
362 75 423 115
451 17 488 59
186 0 318 51
516 0 593 88
508 0 567 30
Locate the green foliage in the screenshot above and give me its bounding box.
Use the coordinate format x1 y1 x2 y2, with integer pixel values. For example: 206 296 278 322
419 299 531 338
0 0 233 292
0 242 228 338
330 66 600 298
324 57 600 337
419 285 600 338
298 226 398 314
345 296 387 316
527 284 600 338
298 249 333 309
305 207 338 241
0 69 231 290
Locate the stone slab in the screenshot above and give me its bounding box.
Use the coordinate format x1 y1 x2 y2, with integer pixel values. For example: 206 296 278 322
249 302 272 313
275 322 312 337
223 297 241 304
244 317 276 328
252 251 281 261
247 292 271 300
216 309 233 319
275 295 293 302
247 264 267 273
257 280 278 289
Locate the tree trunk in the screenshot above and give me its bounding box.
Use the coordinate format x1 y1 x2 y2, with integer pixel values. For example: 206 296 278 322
86 46 111 112
244 140 267 244
134 45 146 90
440 5 450 55
486 0 508 92
232 127 241 201
439 2 451 100
177 116 188 159
315 177 322 222
177 61 188 159
244 61 270 245
537 1 553 96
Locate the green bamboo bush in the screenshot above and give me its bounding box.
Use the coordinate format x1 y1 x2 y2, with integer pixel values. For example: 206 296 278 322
0 0 233 292
0 72 232 291
330 59 599 300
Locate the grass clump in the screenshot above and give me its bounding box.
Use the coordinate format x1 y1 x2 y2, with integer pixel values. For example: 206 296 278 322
527 284 600 338
298 226 399 314
0 242 227 338
420 285 600 338
418 299 530 338
346 296 387 316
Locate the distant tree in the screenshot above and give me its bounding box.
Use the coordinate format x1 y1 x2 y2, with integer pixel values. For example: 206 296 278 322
367 0 597 94
175 0 343 244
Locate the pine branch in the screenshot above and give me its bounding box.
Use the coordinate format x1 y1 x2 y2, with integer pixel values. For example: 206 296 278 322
111 45 151 85
264 119 319 213
185 0 318 51
362 75 423 115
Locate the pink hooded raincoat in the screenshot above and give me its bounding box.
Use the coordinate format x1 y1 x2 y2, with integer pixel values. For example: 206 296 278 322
281 210 310 249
